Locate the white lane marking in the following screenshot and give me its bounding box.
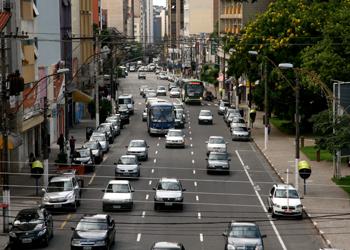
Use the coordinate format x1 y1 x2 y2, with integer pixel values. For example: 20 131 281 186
194 181 197 187
88 172 96 185
190 144 193 147
190 137 192 141
193 170 196 174
136 233 141 242
199 233 204 242
192 159 195 164
154 159 157 164
196 195 199 201
138 102 142 105
142 211 146 218
189 131 192 135
158 137 161 140
145 194 149 200
151 169 154 173
149 180 152 185
155 150 158 154
189 126 191 129
198 212 201 219
191 151 194 155
157 143 159 147
208 103 211 106
235 150 287 250
188 121 191 124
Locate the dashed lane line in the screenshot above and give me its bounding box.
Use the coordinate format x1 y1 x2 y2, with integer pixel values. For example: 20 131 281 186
151 169 154 173
198 212 201 219
149 180 152 185
136 233 141 242
190 144 193 147
200 233 204 242
142 211 146 218
154 159 157 164
88 172 96 185
191 151 194 155
194 181 197 187
196 195 199 201
60 213 72 229
192 159 195 164
193 170 196 174
155 150 158 155
157 143 160 147
145 194 149 200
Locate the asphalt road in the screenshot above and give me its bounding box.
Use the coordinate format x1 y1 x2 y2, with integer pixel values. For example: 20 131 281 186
44 72 326 250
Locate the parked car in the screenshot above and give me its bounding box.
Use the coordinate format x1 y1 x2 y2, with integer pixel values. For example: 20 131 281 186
158 72 168 80
206 136 227 155
105 118 121 136
72 147 95 172
198 109 213 124
126 139 149 160
118 104 130 127
206 152 230 174
218 100 231 115
226 111 242 125
83 141 103 164
168 82 177 90
229 117 246 132
102 180 134 211
156 86 167 96
267 183 303 219
153 177 185 210
9 207 54 248
223 221 266 250
90 132 109 153
138 71 146 79
70 214 116 250
169 87 181 98
231 126 251 141
115 155 141 179
97 123 114 144
165 129 185 148
151 242 185 250
41 171 83 211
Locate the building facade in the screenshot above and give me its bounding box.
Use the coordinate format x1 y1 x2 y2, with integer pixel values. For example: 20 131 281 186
102 0 128 35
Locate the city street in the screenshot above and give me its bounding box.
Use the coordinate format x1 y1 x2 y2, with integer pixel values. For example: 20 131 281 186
38 72 326 250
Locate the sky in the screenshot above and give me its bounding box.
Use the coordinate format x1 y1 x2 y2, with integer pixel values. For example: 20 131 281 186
153 0 166 6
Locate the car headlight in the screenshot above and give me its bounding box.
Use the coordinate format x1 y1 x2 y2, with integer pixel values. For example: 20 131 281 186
34 223 44 231
154 196 162 201
95 240 106 246
296 204 303 208
71 239 81 246
37 227 47 236
66 192 75 201
9 231 16 238
175 197 183 201
273 203 281 208
255 245 263 250
227 244 236 250
43 195 49 202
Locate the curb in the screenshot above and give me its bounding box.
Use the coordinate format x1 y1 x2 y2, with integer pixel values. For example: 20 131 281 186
251 137 333 249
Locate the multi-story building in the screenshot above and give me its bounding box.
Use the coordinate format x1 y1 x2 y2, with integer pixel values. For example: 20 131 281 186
167 0 184 48
153 5 166 43
102 0 128 35
184 0 213 36
140 0 153 46
133 0 141 42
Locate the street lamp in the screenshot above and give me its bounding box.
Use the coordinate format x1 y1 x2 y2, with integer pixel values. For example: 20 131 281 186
278 63 300 191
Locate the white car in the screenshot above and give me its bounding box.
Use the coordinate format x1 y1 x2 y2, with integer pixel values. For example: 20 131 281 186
102 180 134 211
156 86 167 96
126 139 149 160
231 126 251 141
230 118 247 131
267 183 303 219
198 109 213 124
153 178 185 210
206 136 227 155
165 129 185 148
169 87 181 98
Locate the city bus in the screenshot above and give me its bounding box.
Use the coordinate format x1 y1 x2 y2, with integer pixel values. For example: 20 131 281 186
147 102 175 136
181 79 205 104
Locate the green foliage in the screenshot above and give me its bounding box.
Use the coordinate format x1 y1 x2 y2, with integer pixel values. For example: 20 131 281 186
301 146 333 161
200 64 219 86
333 176 350 196
269 117 295 135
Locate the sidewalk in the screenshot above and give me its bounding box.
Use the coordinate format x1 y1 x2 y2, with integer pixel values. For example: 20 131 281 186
0 119 96 248
252 111 350 250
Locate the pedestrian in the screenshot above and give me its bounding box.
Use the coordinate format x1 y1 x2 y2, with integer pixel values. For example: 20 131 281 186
57 133 65 152
31 159 43 176
69 136 76 156
28 152 36 170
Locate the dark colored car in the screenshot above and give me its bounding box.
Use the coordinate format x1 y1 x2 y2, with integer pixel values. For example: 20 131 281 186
118 104 130 127
72 147 95 172
70 214 116 250
9 207 54 248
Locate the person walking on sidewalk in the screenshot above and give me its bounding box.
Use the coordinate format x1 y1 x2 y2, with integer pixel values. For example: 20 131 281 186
57 134 65 152
69 136 76 156
28 152 35 170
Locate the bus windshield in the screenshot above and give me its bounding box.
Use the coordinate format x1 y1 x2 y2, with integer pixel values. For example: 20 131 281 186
150 106 174 122
186 83 203 95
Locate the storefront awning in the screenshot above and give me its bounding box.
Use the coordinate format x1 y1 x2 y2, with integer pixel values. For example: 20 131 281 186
0 12 11 31
72 89 93 104
22 115 44 133
0 133 23 150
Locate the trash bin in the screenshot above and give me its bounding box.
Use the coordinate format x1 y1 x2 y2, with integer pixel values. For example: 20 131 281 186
86 127 94 141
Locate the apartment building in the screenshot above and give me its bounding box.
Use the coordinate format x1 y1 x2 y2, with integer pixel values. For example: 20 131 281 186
102 0 128 35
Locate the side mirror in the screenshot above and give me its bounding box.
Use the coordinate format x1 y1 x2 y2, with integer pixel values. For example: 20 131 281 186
261 234 267 238
147 146 150 148
152 187 156 190
8 222 12 226
41 188 46 193
71 227 75 231
182 188 186 191
101 189 105 192
205 141 208 144
228 159 231 161
205 158 208 160
125 146 128 148
138 163 141 165
222 232 228 237
131 187 135 192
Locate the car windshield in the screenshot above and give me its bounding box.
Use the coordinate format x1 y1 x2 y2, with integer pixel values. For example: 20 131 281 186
76 150 90 157
14 210 42 223
118 98 132 104
150 106 174 122
209 137 225 144
76 219 107 231
47 180 73 192
119 156 137 164
157 181 181 191
209 153 228 160
171 88 179 92
147 92 157 97
168 130 183 137
232 118 245 123
106 183 130 193
129 141 146 147
158 86 166 90
186 83 203 94
229 226 260 238
90 135 105 141
85 142 98 149
200 111 211 116
234 127 248 132
97 125 109 132
275 189 299 198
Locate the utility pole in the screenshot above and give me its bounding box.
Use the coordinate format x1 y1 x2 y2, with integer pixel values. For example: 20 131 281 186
131 0 135 39
263 57 269 150
295 75 300 191
43 97 49 188
1 34 9 233
110 43 115 114
95 35 100 127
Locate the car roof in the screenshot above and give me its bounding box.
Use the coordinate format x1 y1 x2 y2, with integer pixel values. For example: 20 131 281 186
230 221 258 227
159 177 179 183
107 180 130 185
200 109 211 112
274 183 296 190
119 94 133 98
209 151 227 155
209 136 224 139
50 175 72 182
120 154 137 158
153 241 182 248
130 139 145 143
82 214 108 221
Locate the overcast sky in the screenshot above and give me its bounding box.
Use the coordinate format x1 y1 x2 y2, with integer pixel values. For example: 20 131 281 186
153 0 166 6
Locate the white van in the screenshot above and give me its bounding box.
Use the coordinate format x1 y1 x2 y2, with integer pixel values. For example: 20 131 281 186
118 94 134 114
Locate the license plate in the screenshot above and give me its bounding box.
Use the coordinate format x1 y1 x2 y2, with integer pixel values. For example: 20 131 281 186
53 204 62 208
165 202 172 206
83 247 92 250
113 205 121 209
22 238 32 244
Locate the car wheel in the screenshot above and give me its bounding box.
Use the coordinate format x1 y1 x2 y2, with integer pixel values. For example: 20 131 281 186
154 203 159 211
71 202 77 212
145 155 148 161
271 210 277 218
178 203 183 210
267 204 272 213
165 144 168 148
103 204 107 212
297 214 303 220
42 234 49 247
207 169 211 174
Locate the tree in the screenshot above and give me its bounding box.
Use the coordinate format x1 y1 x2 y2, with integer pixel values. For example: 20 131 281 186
200 64 219 87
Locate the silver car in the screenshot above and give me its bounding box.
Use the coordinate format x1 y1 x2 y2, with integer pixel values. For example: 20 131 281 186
115 155 141 178
151 242 185 250
153 178 185 210
206 136 228 155
156 86 167 96
231 126 251 141
84 141 103 164
169 87 180 98
165 129 185 148
218 100 230 115
206 152 230 174
90 132 109 153
102 180 134 211
97 123 114 144
126 139 149 161
230 118 247 132
41 172 82 211
223 222 266 250
105 118 121 136
198 109 213 124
